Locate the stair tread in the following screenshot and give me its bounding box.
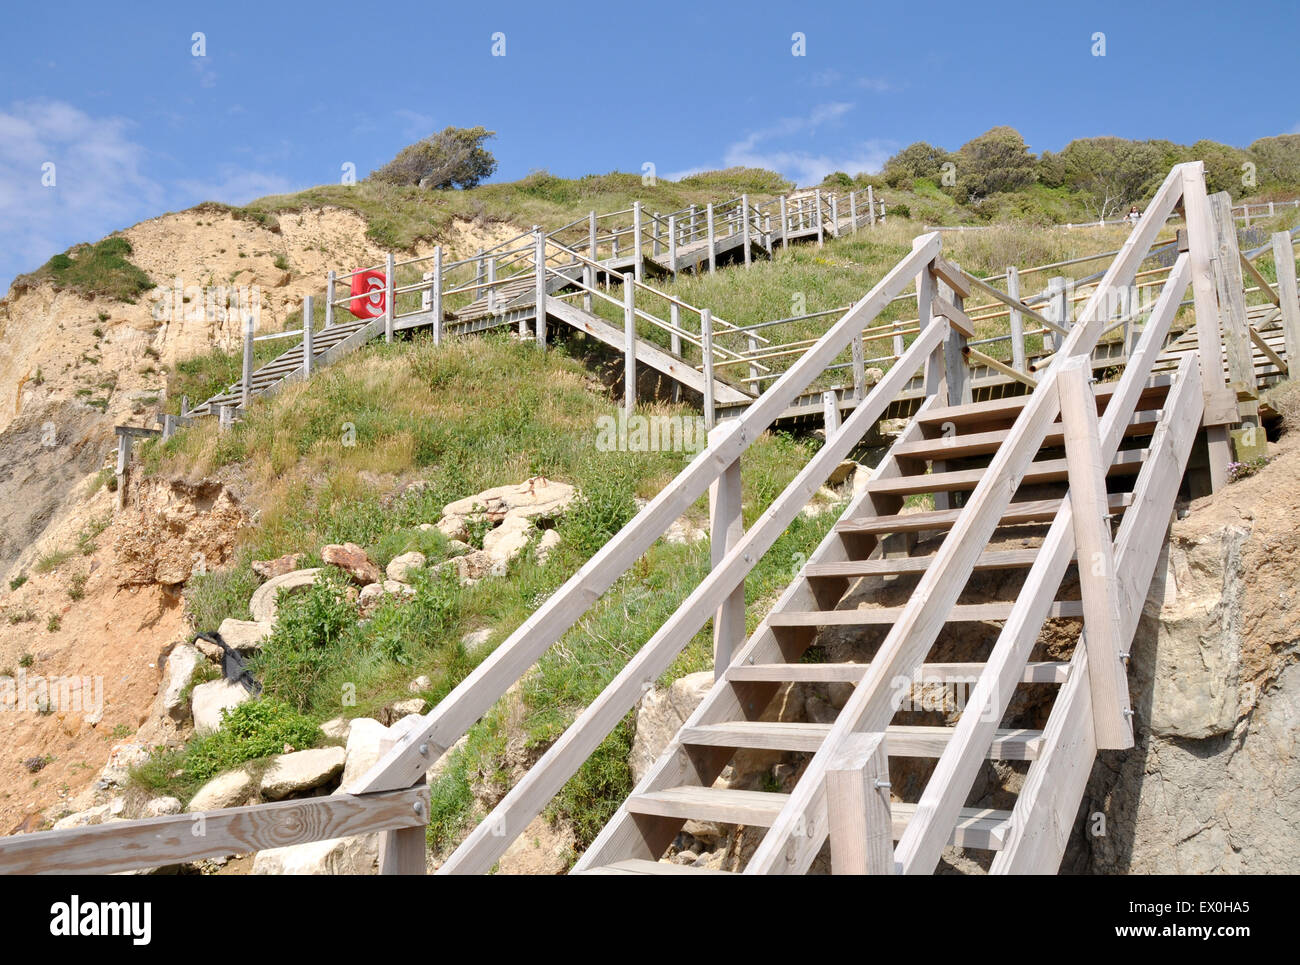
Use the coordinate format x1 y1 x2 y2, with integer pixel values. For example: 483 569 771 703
867 447 1147 496
835 493 1132 536
892 409 1162 460
627 786 1011 848
679 721 1043 759
725 660 1070 684
768 600 1083 626
917 374 1172 426
805 548 1068 579
577 858 732 875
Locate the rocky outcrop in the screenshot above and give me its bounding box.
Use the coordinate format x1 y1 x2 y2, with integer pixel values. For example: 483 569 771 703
321 543 381 585
249 567 321 623
188 768 255 811
112 478 246 587
629 671 713 784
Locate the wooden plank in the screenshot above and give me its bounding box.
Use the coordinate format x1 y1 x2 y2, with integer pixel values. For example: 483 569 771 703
724 661 1070 685
578 858 731 875
1273 231 1300 368
964 346 1037 389
680 721 1044 759
768 600 1083 626
893 410 1161 461
1208 192 1258 406
1056 357 1132 750
804 548 1052 578
0 787 428 875
708 425 744 678
917 375 1172 428
930 257 972 299
1181 165 1236 437
1240 250 1280 306
835 493 1132 536
932 293 975 338
1249 325 1288 375
865 447 1147 497
826 732 893 874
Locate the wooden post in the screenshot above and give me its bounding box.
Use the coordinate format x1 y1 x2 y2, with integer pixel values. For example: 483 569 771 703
915 237 943 400
815 189 825 246
534 229 547 349
375 731 427 875
652 211 662 256
669 302 682 403
708 422 744 679
892 320 904 360
867 185 876 226
852 334 865 401
849 191 858 233
1272 231 1300 366
1182 164 1236 491
475 248 485 291
780 195 789 249
218 404 233 432
161 414 177 442
1045 276 1067 355
939 275 970 405
689 204 698 243
623 273 635 417
830 195 839 236
701 308 715 429
826 732 893 874
302 295 314 377
1208 192 1258 419
706 204 717 273
421 272 432 313
1007 265 1026 373
764 214 772 253
114 433 130 510
741 194 752 266
241 314 254 410
633 202 644 282
822 390 841 440
384 253 395 344
1056 357 1133 750
668 214 678 278
432 247 443 346
325 271 335 328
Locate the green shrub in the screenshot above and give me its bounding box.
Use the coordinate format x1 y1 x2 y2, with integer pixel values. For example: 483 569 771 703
255 571 358 711
8 574 27 591
558 471 637 560
172 698 320 785
363 567 460 665
23 237 152 302
185 562 260 628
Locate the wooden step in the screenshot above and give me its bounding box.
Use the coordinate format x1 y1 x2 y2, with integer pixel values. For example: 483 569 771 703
804 548 1066 580
768 600 1084 627
917 375 1172 428
834 493 1132 537
725 660 1069 684
678 721 1044 760
866 448 1147 496
892 409 1161 460
626 787 1010 849
577 858 732 875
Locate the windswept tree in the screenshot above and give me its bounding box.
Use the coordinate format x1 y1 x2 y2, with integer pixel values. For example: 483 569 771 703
370 126 498 189
955 126 1037 201
1249 134 1300 191
1049 137 1167 220
881 141 952 189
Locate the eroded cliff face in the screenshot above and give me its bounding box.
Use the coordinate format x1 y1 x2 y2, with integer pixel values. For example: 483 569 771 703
1068 406 1300 874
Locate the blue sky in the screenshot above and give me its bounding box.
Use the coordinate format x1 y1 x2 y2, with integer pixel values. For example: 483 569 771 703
1 0 1295 290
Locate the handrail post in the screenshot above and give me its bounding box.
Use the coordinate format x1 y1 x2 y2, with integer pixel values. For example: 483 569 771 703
652 211 662 256
852 334 865 401
849 191 858 233
667 214 678 279
534 228 547 349
706 203 717 273
914 236 943 401
1057 357 1134 750
830 194 839 236
689 204 698 243
826 732 893 874
588 210 598 261
779 195 789 249
1208 192 1258 424
764 213 772 253
241 314 254 409
815 189 825 246
1046 276 1066 355
747 332 760 387
633 201 643 282
432 246 443 346
325 270 335 329
1007 265 1026 372
669 302 682 403
867 185 876 226
302 295 314 377
623 272 636 417
1272 231 1300 366
384 253 395 343
701 308 715 429
822 390 841 441
741 193 752 266
708 421 744 679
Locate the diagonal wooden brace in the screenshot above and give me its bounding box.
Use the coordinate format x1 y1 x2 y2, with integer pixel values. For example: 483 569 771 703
1055 356 1134 750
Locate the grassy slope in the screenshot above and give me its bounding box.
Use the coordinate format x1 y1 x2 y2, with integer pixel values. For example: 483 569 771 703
140 333 836 853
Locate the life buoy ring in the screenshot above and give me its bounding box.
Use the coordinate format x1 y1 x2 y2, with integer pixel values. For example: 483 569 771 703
349 269 387 319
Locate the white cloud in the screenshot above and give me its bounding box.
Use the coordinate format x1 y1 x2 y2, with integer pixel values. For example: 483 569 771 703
175 167 298 205
0 99 164 288
720 103 895 186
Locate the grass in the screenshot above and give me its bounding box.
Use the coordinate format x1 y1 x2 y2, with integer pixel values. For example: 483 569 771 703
15 236 152 302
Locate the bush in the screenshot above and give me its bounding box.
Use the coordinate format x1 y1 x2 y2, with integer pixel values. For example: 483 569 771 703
26 236 152 302
559 471 637 560
255 571 358 711
369 126 498 189
184 562 260 628
175 699 320 783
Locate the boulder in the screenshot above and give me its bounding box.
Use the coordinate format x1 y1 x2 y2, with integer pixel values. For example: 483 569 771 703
435 515 468 541
249 567 322 623
408 675 431 694
440 550 503 586
53 802 123 830
160 644 201 722
214 618 273 654
192 679 253 734
536 529 561 564
143 796 183 817
321 543 381 585
357 582 386 616
382 580 416 598
251 553 305 580
251 834 379 875
461 628 492 648
482 514 533 564
443 476 576 524
259 747 346 801
98 741 150 788
319 717 352 742
629 671 714 783
341 716 424 788
188 768 255 811
385 697 426 721
385 551 426 582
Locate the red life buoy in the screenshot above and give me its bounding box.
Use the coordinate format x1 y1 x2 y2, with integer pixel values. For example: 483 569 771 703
349 269 387 319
